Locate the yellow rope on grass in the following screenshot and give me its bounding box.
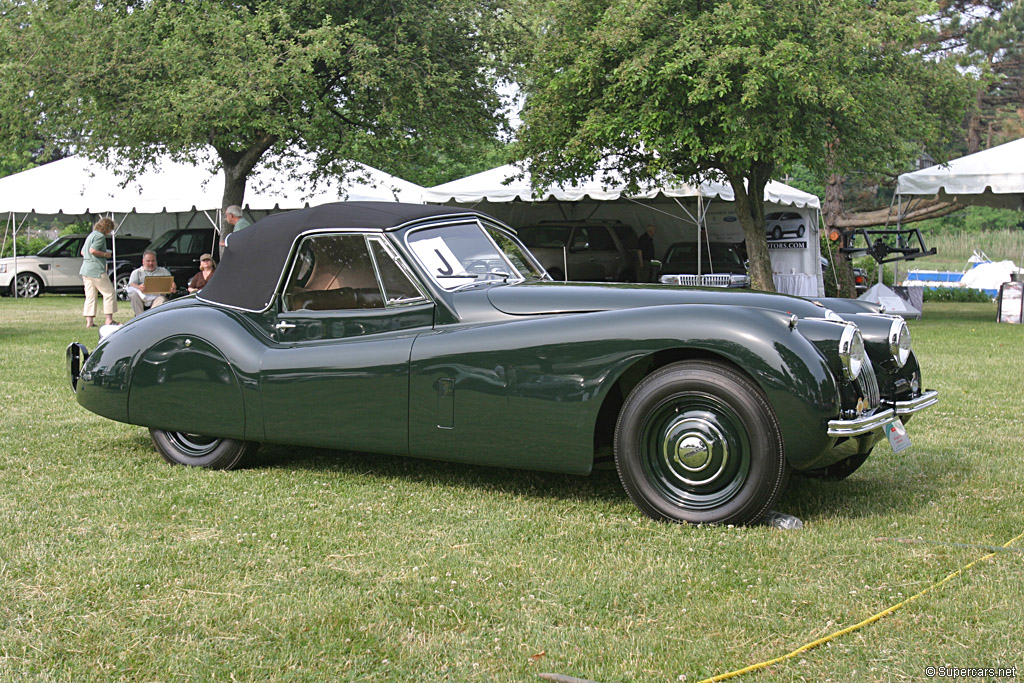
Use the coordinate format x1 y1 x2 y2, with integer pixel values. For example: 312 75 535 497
697 529 1024 683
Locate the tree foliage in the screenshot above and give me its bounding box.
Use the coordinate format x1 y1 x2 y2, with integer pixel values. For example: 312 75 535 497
0 0 519 205
514 0 974 290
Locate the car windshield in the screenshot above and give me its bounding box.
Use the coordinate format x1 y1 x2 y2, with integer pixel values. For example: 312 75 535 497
147 230 177 251
664 243 743 268
407 221 546 290
36 236 81 257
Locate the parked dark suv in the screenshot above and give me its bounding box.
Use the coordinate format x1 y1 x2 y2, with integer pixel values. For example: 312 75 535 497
111 228 219 299
515 221 641 282
658 241 751 288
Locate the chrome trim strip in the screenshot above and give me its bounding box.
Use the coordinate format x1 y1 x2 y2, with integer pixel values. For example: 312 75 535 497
827 408 895 437
892 389 939 416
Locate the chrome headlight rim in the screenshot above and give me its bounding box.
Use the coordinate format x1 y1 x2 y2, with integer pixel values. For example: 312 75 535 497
839 324 866 380
888 317 912 368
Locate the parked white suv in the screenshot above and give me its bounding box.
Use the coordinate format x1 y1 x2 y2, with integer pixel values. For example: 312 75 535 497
1 233 149 297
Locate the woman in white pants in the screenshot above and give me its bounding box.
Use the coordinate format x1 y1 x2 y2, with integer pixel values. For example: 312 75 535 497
79 217 119 328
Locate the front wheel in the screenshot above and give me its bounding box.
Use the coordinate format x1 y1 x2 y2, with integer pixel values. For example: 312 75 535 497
150 429 257 470
614 360 789 525
115 273 131 301
11 273 42 298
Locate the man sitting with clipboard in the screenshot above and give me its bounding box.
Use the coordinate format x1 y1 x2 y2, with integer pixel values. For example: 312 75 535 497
127 250 177 316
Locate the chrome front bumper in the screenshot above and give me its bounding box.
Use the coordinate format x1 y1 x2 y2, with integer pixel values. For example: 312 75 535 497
892 389 939 416
826 389 939 438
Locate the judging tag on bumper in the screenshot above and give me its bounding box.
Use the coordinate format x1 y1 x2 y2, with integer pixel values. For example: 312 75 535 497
886 419 912 453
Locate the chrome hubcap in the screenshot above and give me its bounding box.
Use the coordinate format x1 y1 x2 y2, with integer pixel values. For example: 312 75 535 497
662 417 728 486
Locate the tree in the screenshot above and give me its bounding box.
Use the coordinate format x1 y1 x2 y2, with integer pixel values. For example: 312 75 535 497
513 0 973 291
0 0 519 209
818 0 1022 295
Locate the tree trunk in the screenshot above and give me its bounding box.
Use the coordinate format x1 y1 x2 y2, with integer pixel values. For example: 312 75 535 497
215 133 279 221
724 165 774 292
823 173 857 297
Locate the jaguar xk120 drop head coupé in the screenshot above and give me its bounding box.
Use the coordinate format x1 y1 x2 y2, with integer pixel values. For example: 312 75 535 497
68 202 938 525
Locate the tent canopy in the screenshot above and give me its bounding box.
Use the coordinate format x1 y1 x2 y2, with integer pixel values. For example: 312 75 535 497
897 138 1024 210
423 164 823 296
424 164 820 208
1 149 425 237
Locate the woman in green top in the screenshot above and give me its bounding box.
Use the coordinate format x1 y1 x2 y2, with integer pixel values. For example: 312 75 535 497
79 217 119 327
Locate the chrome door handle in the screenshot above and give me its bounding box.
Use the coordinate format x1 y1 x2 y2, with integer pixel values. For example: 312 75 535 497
273 321 296 332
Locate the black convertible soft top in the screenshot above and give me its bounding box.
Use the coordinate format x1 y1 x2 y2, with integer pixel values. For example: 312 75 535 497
198 202 475 311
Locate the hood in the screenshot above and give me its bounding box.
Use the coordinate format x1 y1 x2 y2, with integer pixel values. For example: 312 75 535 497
487 281 830 317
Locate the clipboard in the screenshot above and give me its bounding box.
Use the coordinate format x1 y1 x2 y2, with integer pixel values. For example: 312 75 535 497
144 275 175 294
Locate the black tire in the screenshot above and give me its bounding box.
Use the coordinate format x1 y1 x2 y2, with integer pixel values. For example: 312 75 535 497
797 225 805 238
771 226 783 240
11 273 42 298
150 429 257 470
798 451 870 481
614 360 789 525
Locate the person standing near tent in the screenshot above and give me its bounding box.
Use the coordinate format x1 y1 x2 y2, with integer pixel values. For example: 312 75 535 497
638 224 658 282
79 217 118 328
220 205 252 247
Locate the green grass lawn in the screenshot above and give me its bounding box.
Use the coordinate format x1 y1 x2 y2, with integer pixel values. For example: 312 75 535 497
2 296 1022 682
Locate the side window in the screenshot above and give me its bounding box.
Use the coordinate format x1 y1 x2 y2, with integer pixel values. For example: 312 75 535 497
59 239 83 257
570 228 591 251
588 226 616 251
368 238 426 305
283 234 385 312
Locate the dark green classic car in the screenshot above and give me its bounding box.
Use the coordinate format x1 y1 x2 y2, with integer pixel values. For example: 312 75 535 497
67 202 937 525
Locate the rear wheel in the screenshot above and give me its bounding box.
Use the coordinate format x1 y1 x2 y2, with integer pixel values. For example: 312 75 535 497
11 273 42 298
150 429 257 470
614 360 789 525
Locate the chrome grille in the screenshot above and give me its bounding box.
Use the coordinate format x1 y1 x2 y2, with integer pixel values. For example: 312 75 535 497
666 274 733 288
855 356 881 409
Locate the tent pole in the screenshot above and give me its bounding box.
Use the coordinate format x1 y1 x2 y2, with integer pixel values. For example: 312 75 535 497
5 212 14 298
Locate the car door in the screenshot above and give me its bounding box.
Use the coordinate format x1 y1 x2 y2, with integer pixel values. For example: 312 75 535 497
45 236 88 288
588 225 627 280
259 233 434 454
565 227 605 281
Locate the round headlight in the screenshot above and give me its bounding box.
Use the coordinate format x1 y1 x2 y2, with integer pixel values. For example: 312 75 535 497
839 325 866 380
889 318 912 367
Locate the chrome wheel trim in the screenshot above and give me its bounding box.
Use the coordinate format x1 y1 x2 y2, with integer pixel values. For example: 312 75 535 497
14 274 41 297
641 393 751 511
165 432 222 459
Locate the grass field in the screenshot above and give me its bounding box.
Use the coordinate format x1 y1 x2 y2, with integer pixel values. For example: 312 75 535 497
2 296 1022 682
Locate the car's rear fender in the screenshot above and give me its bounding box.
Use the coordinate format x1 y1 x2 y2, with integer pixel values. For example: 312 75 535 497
75 303 266 440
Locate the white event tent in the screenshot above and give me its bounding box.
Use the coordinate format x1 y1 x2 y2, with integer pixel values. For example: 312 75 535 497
897 137 1024 210
1 150 426 242
424 164 824 295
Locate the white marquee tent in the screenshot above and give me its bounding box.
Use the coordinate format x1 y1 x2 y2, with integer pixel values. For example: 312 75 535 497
1 150 425 241
424 164 824 295
897 138 1024 210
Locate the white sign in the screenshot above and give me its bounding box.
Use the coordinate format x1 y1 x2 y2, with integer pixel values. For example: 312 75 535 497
885 419 912 453
410 236 473 285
